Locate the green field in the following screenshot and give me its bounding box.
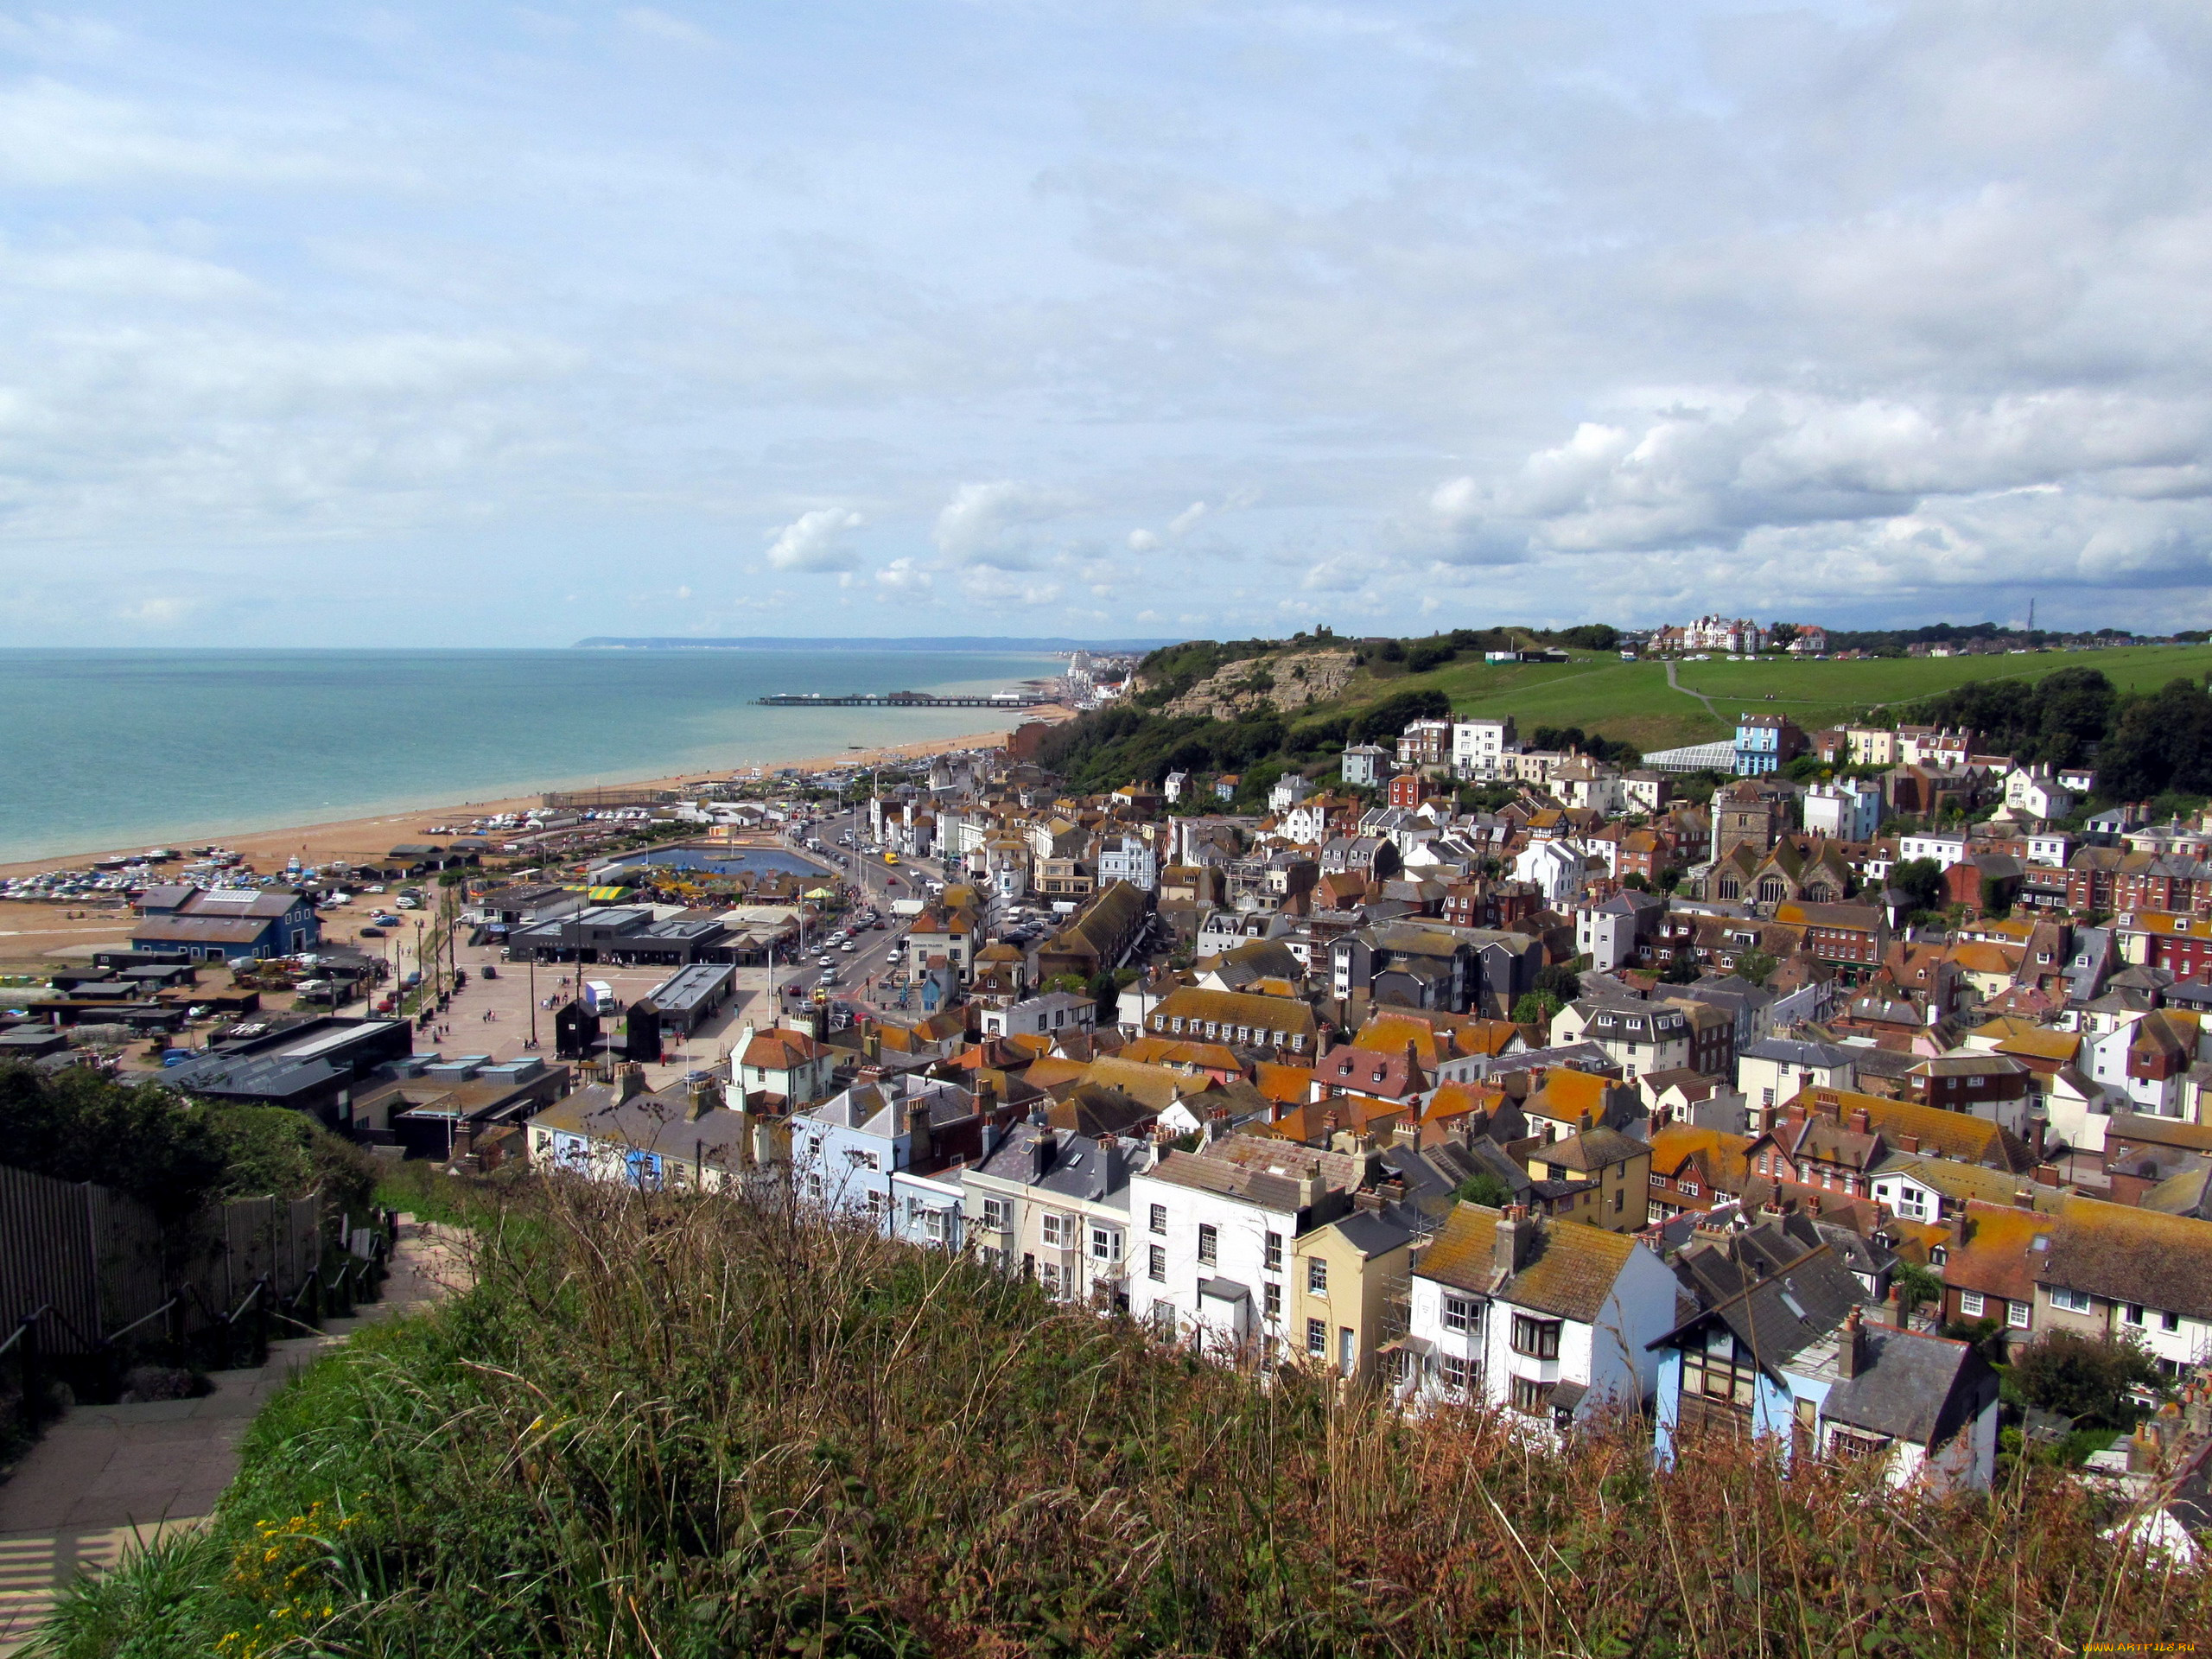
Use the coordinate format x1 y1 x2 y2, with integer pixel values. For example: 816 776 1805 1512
1331 642 2212 755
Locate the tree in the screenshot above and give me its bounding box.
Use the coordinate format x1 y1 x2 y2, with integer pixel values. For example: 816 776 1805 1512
1510 989 1562 1027
1452 1172 1513 1207
1039 972 1089 996
1621 872 1650 892
1890 856 1944 914
1085 970 1121 1026
2097 677 2212 800
1534 963 1581 1004
1732 949 1779 987
1352 688 1451 745
1661 951 1700 985
2010 1330 2162 1429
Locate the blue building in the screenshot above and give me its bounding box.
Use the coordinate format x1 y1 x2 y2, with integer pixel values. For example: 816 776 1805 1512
1649 1213 1999 1491
792 1074 998 1240
132 885 322 961
1732 713 1807 777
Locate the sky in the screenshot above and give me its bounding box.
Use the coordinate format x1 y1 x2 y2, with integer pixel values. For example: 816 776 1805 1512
4 2 2212 645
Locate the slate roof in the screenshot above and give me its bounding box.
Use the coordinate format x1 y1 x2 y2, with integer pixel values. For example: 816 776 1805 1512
1657 1212 1865 1371
1820 1328 1986 1446
529 1081 753 1166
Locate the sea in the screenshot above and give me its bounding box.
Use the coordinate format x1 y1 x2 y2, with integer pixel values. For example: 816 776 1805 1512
0 648 1063 866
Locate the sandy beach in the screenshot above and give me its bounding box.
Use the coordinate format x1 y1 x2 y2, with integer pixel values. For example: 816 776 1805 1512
0 712 1069 883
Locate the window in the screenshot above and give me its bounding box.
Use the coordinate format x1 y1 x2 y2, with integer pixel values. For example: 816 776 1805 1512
1510 1315 1561 1360
1306 1318 1327 1357
1042 1213 1072 1249
1307 1258 1329 1296
2048 1285 2091 1313
1649 1173 1666 1187
1678 1329 1758 1436
2006 1300 2031 1330
1440 1354 1470 1393
922 1208 949 1245
981 1197 1009 1231
2164 1311 2181 1333
1959 1291 1985 1318
1039 1260 1063 1294
2126 1303 2145 1326
1090 1225 1122 1264
1264 1283 1281 1319
1197 1224 1218 1266
1443 1294 1477 1334
1147 1245 1166 1283
1510 1376 1555 1415
1827 1425 1891 1462
1265 1231 1284 1272
866 1191 885 1221
1149 1203 1167 1235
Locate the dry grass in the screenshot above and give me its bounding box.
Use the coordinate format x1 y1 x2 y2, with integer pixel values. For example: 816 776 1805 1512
41 1175 2210 1656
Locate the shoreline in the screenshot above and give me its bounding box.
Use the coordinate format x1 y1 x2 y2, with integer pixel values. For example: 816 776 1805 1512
0 713 1070 881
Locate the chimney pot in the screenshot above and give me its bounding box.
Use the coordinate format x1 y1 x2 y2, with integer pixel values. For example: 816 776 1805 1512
1838 1306 1866 1377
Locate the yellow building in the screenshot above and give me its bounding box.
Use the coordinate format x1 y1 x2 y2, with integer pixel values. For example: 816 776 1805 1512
1524 1126 1650 1233
1290 1201 1421 1385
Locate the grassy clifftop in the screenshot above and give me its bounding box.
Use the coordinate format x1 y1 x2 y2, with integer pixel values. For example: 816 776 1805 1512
1344 641 2212 757
44 1179 2206 1657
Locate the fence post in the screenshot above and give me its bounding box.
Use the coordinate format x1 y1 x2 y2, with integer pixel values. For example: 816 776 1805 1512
18 1316 41 1429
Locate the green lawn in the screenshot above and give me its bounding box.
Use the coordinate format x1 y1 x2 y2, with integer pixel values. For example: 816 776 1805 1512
1322 642 2212 756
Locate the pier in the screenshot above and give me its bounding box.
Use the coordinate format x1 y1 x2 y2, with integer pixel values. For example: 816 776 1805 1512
753 691 1053 709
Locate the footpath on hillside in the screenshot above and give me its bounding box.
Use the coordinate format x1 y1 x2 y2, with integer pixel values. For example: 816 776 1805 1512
0 1217 469 1654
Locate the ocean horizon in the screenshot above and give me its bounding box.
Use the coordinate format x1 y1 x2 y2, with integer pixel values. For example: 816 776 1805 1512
0 647 1060 865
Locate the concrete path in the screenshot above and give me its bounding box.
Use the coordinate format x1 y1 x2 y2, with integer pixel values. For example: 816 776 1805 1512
0 1217 467 1653
1665 657 1723 724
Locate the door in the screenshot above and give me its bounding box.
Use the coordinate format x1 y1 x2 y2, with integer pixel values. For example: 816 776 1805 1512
1338 1326 1356 1377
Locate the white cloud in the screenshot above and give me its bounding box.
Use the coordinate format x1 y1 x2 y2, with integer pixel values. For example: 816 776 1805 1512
763 506 866 571
1127 528 1160 552
874 556 933 591
931 480 1072 568
1166 499 1208 537
617 8 721 48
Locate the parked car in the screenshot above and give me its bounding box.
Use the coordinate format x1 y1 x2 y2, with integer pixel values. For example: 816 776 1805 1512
482 964 499 979
359 925 385 938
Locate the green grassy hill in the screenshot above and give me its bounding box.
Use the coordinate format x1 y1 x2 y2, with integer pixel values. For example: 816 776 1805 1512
1338 642 2212 756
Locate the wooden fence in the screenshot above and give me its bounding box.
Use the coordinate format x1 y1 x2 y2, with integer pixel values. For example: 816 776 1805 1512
0 1163 325 1354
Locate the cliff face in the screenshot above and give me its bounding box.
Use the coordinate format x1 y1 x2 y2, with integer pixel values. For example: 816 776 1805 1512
1153 650 1357 719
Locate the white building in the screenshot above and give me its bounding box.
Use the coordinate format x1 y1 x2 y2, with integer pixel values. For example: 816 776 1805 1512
1097 836 1160 892
1340 745 1390 788
2002 765 2075 823
1451 718 1518 779
1268 772 1314 813
1896 831 1972 871
1405 1203 1677 1428
1128 1137 1363 1361
978 989 1098 1041
1802 779 1882 842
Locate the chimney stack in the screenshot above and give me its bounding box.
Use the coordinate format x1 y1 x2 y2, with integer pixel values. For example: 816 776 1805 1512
1494 1204 1536 1279
906 1100 934 1167
1838 1306 1866 1378
688 1074 722 1120
1898 1131 1920 1154
1848 1107 1871 1135
617 1063 647 1103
